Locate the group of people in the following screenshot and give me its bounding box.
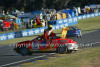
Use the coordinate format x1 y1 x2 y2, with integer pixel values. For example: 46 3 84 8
0 20 19 31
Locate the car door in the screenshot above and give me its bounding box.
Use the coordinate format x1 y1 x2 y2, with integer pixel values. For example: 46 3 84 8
31 40 40 50
51 39 58 48
39 40 50 49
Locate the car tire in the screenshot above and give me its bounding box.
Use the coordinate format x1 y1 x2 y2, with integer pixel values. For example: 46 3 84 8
80 34 82 37
77 34 82 38
19 47 30 56
57 44 67 54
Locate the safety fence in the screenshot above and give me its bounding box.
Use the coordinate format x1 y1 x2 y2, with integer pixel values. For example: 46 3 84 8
0 12 100 41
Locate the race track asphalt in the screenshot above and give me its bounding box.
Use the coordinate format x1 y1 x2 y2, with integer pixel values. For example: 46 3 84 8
0 29 100 67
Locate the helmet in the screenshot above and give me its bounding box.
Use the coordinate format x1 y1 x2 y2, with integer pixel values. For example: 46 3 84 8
48 25 52 30
49 25 52 28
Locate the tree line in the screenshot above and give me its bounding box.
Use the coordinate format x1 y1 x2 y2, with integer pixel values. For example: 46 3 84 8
0 0 99 13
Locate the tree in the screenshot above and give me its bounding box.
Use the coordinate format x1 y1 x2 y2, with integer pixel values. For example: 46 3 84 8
0 0 17 14
58 0 71 9
0 0 99 13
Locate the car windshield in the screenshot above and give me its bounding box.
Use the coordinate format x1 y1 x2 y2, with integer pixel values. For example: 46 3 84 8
69 26 79 30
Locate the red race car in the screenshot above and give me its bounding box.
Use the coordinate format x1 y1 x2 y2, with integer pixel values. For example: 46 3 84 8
14 34 78 56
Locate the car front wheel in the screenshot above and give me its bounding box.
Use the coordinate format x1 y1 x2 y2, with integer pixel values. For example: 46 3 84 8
57 44 68 54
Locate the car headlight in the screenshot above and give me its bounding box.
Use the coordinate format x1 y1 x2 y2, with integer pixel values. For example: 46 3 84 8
68 43 78 47
67 43 74 47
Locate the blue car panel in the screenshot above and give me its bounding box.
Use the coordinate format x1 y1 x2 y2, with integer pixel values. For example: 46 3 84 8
67 30 74 35
67 27 82 37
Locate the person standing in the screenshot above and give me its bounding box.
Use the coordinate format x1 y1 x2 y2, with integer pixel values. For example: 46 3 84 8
43 25 54 40
14 22 18 31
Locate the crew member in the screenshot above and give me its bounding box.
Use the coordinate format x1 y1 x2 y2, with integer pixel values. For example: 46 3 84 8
43 25 54 40
14 22 18 31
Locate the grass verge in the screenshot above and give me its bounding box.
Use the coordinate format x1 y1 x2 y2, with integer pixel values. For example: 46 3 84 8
19 47 100 67
0 16 100 45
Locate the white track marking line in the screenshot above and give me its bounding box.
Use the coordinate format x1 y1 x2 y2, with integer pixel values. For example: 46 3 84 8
0 53 56 67
91 42 100 45
0 56 46 67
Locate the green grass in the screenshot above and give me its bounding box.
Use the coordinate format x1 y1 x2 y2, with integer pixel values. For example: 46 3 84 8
0 16 100 45
20 47 100 67
75 16 100 34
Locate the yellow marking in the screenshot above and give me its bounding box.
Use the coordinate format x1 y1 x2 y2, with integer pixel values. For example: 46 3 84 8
20 63 33 66
55 54 66 56
48 57 57 59
36 60 46 62
23 63 33 65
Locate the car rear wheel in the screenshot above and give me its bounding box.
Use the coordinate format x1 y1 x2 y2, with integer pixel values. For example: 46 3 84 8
19 47 30 56
57 44 68 54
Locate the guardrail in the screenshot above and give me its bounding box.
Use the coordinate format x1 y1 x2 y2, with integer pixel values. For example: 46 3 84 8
0 12 100 41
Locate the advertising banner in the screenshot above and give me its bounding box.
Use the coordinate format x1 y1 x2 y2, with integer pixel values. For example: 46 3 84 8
14 31 22 38
22 30 29 37
7 32 15 40
0 34 7 41
0 12 100 41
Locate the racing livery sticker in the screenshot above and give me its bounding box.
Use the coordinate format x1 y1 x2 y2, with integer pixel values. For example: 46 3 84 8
32 41 39 49
40 41 48 48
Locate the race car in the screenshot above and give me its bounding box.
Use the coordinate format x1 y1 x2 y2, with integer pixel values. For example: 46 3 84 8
67 26 82 38
14 34 78 56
